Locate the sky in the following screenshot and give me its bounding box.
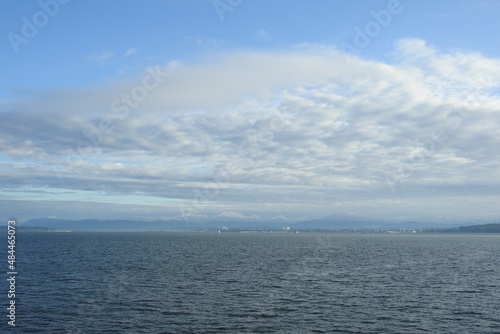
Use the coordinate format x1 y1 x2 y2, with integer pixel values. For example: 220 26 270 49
1 0 500 223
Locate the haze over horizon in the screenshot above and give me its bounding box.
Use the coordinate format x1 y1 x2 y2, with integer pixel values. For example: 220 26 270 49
1 0 500 224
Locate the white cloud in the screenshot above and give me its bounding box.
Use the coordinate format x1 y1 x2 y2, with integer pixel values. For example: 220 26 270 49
216 211 260 219
123 48 137 57
2 39 500 221
86 50 116 65
393 38 500 92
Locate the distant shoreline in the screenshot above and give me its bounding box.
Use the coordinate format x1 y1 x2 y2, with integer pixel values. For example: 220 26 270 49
16 227 500 234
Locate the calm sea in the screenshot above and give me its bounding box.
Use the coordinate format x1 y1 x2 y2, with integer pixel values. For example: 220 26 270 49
2 232 500 333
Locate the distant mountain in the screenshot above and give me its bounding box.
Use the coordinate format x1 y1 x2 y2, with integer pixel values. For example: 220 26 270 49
293 213 381 230
21 216 492 232
22 218 200 231
16 226 66 232
292 214 465 230
383 221 464 229
22 217 291 232
205 218 288 230
430 223 500 233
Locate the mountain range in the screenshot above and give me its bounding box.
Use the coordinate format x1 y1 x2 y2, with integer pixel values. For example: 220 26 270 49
18 213 491 232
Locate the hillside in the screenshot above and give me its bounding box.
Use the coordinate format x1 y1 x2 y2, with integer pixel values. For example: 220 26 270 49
430 223 500 233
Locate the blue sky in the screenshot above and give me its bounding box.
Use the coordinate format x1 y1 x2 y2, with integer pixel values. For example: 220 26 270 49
3 0 499 98
1 0 500 223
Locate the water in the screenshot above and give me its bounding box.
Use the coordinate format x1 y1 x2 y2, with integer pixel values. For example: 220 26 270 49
2 232 500 333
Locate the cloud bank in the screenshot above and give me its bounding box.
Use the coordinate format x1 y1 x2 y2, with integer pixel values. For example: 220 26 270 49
1 39 500 222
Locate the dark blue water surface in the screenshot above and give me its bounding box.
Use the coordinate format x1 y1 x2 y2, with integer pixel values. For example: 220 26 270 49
2 232 499 333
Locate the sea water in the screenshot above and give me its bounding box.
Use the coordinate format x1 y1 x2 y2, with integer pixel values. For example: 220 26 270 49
3 232 499 333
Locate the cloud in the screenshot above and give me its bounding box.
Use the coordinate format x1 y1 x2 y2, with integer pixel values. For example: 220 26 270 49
86 50 116 65
123 48 137 57
216 211 261 219
1 39 500 221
